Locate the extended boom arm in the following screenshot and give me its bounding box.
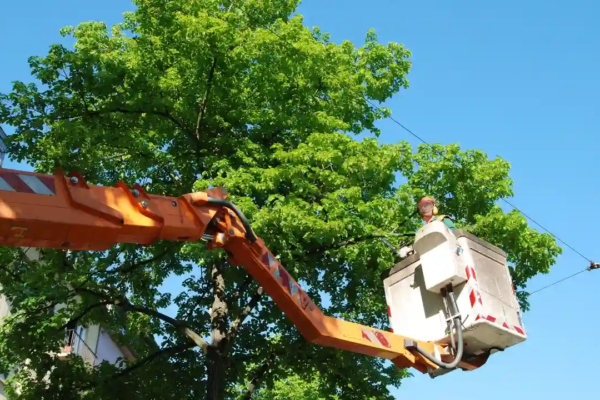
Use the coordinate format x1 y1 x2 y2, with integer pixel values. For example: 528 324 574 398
0 168 446 374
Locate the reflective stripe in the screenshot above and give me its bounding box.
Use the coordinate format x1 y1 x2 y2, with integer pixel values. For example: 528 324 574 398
0 177 15 192
17 174 54 195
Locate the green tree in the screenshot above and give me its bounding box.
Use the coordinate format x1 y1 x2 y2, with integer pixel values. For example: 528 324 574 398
0 1 560 399
244 370 325 400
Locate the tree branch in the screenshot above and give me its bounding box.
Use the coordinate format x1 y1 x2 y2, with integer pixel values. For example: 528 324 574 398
226 274 253 308
120 301 208 353
12 301 61 319
73 287 113 302
0 264 22 282
195 57 218 139
183 280 210 321
92 107 189 133
82 342 195 390
55 105 194 141
240 351 277 400
74 287 208 353
61 300 114 329
224 287 263 356
227 287 263 341
105 246 175 275
304 234 390 256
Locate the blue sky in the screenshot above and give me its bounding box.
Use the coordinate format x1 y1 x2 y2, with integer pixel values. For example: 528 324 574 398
1 0 598 398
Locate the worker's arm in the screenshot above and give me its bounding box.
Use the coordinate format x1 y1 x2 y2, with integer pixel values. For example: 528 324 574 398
0 168 443 374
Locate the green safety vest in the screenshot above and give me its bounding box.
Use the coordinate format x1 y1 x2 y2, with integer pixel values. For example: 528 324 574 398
429 215 456 231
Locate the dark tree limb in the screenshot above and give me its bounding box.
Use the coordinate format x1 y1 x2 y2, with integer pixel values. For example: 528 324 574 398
93 107 190 135
123 303 208 352
55 106 194 141
0 264 22 282
74 287 209 353
82 342 195 390
105 245 176 275
240 352 277 400
225 287 264 355
183 280 211 321
304 234 390 256
14 301 61 319
195 57 218 139
119 301 208 352
61 300 114 329
226 274 253 308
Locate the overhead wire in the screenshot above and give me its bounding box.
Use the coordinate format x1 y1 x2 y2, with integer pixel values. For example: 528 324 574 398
528 269 587 295
363 100 596 294
500 197 592 263
368 97 593 263
229 5 596 295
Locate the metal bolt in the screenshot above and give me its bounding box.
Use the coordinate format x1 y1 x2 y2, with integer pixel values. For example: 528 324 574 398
70 177 78 184
171 201 177 207
141 200 148 209
132 189 140 197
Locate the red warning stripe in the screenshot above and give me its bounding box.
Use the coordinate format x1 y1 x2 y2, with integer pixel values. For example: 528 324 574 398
469 289 483 307
476 314 526 336
465 265 478 281
0 171 56 195
1 172 33 193
514 326 525 335
374 331 391 347
467 265 483 309
361 328 391 348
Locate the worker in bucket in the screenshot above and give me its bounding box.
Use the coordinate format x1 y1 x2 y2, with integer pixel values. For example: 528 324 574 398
416 196 456 231
398 197 456 258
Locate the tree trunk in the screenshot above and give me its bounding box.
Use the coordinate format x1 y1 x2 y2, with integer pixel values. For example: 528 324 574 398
205 261 229 400
205 345 228 400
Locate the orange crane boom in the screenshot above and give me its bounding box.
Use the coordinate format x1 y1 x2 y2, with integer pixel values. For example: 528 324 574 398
0 167 454 374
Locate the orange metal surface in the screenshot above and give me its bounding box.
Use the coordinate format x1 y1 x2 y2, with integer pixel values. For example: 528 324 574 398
0 168 441 374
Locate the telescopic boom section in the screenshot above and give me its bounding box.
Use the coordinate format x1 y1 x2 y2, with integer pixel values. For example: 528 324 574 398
0 168 441 373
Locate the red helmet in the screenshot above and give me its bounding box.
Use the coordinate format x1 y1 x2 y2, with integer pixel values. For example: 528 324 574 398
417 197 436 215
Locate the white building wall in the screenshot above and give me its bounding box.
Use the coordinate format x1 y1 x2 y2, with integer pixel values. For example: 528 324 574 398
94 329 126 366
0 296 10 320
0 247 134 396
